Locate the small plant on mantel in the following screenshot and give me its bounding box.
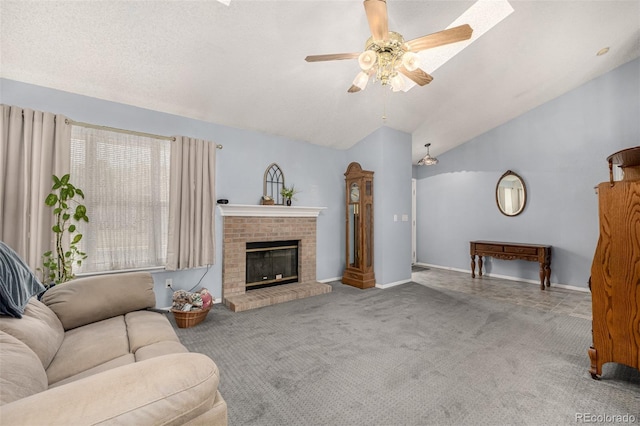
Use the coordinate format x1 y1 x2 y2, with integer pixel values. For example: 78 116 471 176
38 174 89 286
280 185 299 205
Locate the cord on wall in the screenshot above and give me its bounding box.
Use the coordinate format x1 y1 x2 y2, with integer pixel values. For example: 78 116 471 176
188 265 212 292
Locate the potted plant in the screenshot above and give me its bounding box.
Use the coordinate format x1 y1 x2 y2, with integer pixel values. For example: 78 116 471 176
280 185 299 206
38 174 89 286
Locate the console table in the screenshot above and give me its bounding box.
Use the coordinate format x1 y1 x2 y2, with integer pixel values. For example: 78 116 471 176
470 241 552 290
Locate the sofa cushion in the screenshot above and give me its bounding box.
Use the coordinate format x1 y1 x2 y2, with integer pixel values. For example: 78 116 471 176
125 310 181 353
135 341 189 362
49 354 135 388
0 332 48 405
0 241 46 318
41 271 156 330
46 316 129 385
0 298 64 369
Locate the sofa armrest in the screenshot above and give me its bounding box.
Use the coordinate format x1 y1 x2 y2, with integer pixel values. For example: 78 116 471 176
41 272 156 330
0 353 224 425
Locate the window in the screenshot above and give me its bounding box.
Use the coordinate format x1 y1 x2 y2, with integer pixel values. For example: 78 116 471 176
70 126 170 273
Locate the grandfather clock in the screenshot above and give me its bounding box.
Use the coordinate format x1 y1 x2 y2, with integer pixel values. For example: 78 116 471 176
342 162 375 289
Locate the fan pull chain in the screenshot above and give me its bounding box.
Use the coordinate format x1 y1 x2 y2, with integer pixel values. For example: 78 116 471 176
381 85 388 122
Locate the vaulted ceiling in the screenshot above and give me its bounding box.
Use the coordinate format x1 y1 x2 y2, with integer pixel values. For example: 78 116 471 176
1 1 639 163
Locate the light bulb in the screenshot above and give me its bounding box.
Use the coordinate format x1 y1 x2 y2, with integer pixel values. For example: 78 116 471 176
390 73 405 92
358 50 377 71
402 51 420 72
352 71 370 90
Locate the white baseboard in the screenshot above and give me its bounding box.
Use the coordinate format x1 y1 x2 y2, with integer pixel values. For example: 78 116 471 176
375 279 411 289
318 276 342 283
319 276 412 289
414 262 468 274
416 263 590 293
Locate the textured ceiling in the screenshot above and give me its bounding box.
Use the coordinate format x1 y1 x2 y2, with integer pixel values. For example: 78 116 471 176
1 1 639 163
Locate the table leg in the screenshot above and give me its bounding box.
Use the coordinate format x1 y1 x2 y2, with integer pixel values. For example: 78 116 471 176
539 262 545 290
545 264 551 287
471 255 476 278
478 257 483 276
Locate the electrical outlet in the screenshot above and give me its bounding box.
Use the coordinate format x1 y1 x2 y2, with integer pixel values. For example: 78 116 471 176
165 278 173 289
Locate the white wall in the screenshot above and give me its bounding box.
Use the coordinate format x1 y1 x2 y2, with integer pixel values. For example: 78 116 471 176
413 58 640 289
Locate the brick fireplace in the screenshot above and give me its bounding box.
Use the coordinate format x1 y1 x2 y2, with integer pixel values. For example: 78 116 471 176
218 204 331 312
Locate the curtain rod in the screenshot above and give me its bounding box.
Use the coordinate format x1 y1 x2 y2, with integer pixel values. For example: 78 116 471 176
65 119 223 149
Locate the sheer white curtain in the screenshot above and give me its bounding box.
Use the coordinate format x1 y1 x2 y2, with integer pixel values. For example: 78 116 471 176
0 104 70 270
70 126 170 273
167 136 216 270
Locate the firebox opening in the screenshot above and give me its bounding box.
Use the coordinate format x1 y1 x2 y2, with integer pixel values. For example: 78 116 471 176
246 240 299 290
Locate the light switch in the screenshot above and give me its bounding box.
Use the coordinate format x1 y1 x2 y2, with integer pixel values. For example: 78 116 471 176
402 214 409 222
393 214 398 222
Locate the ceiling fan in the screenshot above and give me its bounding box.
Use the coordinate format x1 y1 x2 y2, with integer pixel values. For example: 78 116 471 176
305 0 473 93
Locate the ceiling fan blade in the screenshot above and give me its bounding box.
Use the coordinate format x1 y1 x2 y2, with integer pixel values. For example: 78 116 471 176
363 0 389 41
398 67 433 86
305 53 360 62
406 24 473 52
348 85 362 93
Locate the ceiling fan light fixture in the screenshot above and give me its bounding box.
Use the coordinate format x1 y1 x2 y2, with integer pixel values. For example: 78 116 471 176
402 51 420 71
358 50 377 71
390 73 405 92
417 143 439 166
305 0 483 94
353 71 370 90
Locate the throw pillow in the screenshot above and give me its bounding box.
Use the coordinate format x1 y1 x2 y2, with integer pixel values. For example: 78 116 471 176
0 241 46 318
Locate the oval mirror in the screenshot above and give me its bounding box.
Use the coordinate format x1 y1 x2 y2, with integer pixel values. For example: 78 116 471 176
496 170 527 216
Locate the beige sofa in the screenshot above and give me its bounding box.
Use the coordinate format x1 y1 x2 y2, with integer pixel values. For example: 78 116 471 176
0 272 227 425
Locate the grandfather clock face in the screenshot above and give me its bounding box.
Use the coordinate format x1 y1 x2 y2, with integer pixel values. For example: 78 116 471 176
350 182 360 203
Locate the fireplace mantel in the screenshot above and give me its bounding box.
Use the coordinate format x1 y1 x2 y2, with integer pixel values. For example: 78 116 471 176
218 204 326 218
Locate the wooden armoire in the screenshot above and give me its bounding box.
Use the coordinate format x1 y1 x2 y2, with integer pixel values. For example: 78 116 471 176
588 146 640 379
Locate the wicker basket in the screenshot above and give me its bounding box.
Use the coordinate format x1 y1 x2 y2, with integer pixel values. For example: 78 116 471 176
171 308 211 328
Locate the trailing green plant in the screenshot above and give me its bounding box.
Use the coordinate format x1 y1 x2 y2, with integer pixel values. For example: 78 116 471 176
39 174 89 285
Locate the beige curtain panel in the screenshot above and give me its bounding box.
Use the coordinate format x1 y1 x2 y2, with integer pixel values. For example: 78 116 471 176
166 136 216 270
0 104 71 270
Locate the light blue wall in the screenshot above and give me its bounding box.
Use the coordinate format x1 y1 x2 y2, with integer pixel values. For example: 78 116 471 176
413 58 640 289
347 126 413 286
0 79 415 303
8 57 628 299
0 79 347 306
